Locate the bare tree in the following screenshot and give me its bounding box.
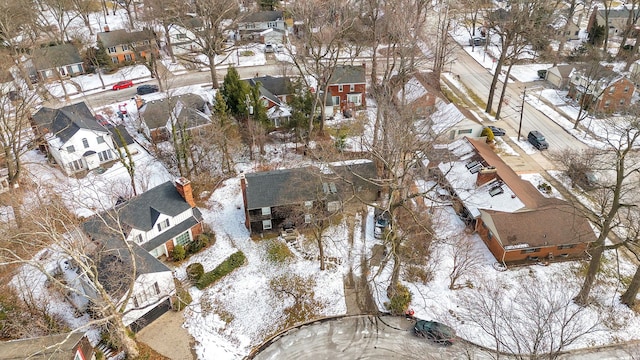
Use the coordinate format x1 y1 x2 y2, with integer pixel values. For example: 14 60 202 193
461 275 601 359
446 236 482 290
269 273 324 328
573 116 640 306
38 0 82 43
569 60 620 130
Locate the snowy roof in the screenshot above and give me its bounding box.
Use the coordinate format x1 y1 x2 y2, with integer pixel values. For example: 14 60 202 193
397 77 428 104
267 105 291 119
430 100 470 135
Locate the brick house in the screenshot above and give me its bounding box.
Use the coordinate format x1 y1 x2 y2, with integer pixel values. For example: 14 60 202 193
567 64 635 113
328 64 367 114
436 137 595 266
97 27 158 65
241 160 378 233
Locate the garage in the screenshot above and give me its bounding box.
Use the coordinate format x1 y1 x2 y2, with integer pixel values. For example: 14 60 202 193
130 298 171 333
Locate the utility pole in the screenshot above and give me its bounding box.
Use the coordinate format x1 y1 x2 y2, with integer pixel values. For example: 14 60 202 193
517 87 526 142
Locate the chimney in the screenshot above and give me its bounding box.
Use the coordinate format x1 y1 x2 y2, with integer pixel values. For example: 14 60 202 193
476 166 498 186
135 95 144 109
175 177 196 208
240 172 250 230
104 25 110 32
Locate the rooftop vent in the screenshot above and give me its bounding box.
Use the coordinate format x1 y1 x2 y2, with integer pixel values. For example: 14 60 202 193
489 185 504 197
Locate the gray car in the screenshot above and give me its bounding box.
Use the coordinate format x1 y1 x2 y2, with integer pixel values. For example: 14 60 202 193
527 130 549 150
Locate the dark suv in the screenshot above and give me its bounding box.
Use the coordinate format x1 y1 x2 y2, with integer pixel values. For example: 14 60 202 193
136 84 159 95
527 130 548 150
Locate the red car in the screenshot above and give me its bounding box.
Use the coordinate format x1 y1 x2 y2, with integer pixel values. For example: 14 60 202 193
112 80 134 90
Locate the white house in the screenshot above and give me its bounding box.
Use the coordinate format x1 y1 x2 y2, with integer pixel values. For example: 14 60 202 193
138 94 211 143
237 10 287 43
31 102 117 176
167 17 203 57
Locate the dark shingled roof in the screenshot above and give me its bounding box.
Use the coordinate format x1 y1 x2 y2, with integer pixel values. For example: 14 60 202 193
244 161 378 210
31 102 107 143
0 332 85 360
241 10 283 23
32 44 82 70
97 29 155 48
246 76 291 106
140 94 209 130
107 124 135 148
328 65 366 85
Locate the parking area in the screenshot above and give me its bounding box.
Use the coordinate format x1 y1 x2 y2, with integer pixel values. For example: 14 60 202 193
136 310 196 360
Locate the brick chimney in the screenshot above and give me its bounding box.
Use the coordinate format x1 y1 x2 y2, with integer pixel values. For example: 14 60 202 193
175 177 196 208
476 166 498 186
240 172 250 230
104 25 110 32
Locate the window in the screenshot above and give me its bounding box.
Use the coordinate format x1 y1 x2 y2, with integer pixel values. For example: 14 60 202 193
609 86 615 93
261 207 271 215
157 218 170 231
347 93 361 105
557 244 575 250
327 200 341 212
175 231 191 246
153 282 160 294
135 234 143 243
604 100 611 108
487 231 493 240
97 136 105 144
67 145 75 153
350 84 355 92
245 23 255 29
71 159 83 171
338 85 343 92
122 44 129 51
619 99 625 105
177 33 187 40
268 21 277 28
108 46 117 53
262 219 272 230
261 99 269 107
521 248 541 254
143 40 150 45
624 86 630 93
98 150 113 162
304 214 312 223
332 96 340 106
457 129 473 134
304 201 313 209
132 296 139 308
111 57 118 64
124 53 132 61
82 138 89 148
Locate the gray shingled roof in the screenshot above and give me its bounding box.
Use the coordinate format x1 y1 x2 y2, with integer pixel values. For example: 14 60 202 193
328 65 366 85
244 161 378 210
140 94 209 130
31 102 107 143
97 29 155 48
0 332 85 360
107 124 135 148
241 10 283 23
248 76 291 96
32 44 82 70
598 8 640 19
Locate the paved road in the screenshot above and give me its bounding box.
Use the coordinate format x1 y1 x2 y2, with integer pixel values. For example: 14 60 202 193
450 43 588 154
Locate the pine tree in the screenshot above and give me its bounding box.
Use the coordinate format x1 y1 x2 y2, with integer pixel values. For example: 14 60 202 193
221 66 249 117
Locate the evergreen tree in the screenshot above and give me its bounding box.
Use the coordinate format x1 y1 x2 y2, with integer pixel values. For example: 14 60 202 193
287 81 315 132
221 66 249 117
248 83 269 126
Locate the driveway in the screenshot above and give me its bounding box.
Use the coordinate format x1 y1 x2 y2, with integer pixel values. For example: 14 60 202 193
137 310 196 360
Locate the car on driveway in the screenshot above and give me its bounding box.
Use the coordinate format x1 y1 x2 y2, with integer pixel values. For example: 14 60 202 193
136 84 159 95
413 320 456 346
112 80 134 90
486 125 506 136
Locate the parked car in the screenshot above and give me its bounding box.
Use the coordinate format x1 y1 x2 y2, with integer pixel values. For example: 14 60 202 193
265 44 275 53
469 36 486 46
413 320 456 346
136 84 159 95
112 80 134 90
527 130 549 150
374 210 391 239
486 125 506 136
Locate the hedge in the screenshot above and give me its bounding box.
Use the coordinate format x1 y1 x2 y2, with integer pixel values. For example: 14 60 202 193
196 251 246 290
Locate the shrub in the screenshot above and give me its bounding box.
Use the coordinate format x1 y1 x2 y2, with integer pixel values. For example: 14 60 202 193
186 263 205 282
267 240 294 263
196 251 246 289
384 284 412 315
172 245 186 262
186 233 216 255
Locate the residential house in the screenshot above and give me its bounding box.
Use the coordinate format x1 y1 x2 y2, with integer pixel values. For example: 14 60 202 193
237 10 287 43
436 137 595 266
394 74 437 117
30 102 118 176
327 64 367 114
550 16 580 44
241 160 379 233
0 332 95 360
545 64 584 90
32 44 85 81
246 75 292 127
97 27 158 65
80 178 203 331
428 100 484 141
588 7 640 39
567 64 635 113
167 16 203 57
137 94 211 142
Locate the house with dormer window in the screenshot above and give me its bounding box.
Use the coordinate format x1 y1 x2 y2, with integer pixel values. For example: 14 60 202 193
237 10 287 43
30 102 118 176
435 137 596 266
